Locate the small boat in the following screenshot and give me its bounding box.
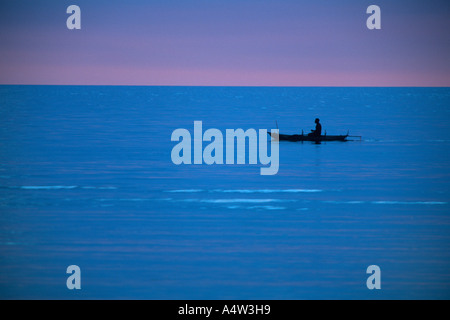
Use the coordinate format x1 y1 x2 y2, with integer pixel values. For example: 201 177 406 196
268 131 348 142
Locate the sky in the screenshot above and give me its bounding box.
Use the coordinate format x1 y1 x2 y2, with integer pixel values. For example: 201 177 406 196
0 0 449 86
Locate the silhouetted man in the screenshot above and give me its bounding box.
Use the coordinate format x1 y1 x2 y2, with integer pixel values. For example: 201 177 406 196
308 118 322 137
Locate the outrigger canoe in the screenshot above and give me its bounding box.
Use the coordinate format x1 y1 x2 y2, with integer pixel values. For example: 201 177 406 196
268 132 349 142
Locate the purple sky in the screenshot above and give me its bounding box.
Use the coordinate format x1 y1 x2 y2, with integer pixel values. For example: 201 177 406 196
0 0 449 86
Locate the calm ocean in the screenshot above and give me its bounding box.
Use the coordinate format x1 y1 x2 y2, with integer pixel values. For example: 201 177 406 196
0 86 449 299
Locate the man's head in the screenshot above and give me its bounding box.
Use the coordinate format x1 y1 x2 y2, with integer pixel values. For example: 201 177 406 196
315 118 320 124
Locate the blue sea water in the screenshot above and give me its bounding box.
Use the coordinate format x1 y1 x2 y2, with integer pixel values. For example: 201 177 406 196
0 85 449 299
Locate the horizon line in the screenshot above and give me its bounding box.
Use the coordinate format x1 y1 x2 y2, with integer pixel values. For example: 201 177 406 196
1 84 449 88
